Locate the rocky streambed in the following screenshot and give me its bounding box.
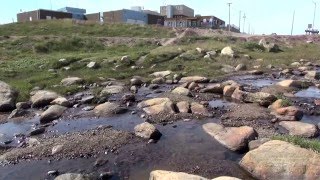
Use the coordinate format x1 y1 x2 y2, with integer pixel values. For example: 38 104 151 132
0 63 320 179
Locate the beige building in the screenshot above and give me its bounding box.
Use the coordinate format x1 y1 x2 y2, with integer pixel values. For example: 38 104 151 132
160 5 194 18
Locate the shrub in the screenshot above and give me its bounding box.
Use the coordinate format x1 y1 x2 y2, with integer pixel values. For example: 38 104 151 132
243 42 265 51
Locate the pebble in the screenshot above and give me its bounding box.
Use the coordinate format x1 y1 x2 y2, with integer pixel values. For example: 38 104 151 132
47 170 59 176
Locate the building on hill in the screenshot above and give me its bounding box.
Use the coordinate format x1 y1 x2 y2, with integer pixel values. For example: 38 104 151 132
17 9 72 22
57 7 86 20
164 15 225 29
85 12 102 22
160 5 194 18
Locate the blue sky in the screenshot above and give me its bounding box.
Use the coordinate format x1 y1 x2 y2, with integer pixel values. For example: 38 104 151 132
0 0 318 35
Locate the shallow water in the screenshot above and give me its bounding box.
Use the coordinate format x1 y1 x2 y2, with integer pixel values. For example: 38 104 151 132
232 75 281 88
295 87 320 99
209 99 234 109
301 115 320 125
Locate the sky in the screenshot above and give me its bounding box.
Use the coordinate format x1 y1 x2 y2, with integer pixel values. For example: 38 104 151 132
0 0 319 35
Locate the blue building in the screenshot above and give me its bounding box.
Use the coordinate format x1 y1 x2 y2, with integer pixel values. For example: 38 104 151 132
58 7 86 20
104 9 148 25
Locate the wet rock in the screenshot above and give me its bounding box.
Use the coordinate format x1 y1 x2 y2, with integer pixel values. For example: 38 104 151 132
100 85 124 96
305 70 320 80
235 64 247 71
61 77 84 86
48 170 59 176
267 64 275 69
29 127 46 136
40 105 67 124
130 77 144 86
0 81 18 111
16 102 31 110
173 73 183 83
203 123 257 151
93 102 126 116
187 82 198 90
180 76 209 83
249 70 263 75
281 69 293 75
149 170 210 180
277 80 311 89
315 99 320 106
172 87 192 97
27 138 40 147
231 88 249 102
191 102 211 117
51 97 71 107
130 86 138 93
279 121 319 138
269 99 287 111
138 98 171 108
121 94 135 102
99 172 113 180
274 106 303 121
221 46 235 57
200 84 223 94
149 84 159 90
94 158 108 167
8 108 28 119
80 95 95 104
221 65 235 73
142 101 175 116
248 138 270 151
54 173 92 180
31 90 59 108
150 70 172 78
176 101 190 113
52 144 64 155
82 106 95 111
87 61 98 69
134 122 162 140
223 85 237 97
246 92 277 107
240 140 320 180
151 77 166 84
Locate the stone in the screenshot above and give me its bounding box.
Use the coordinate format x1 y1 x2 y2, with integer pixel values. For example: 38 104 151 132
142 101 175 116
120 56 131 65
203 123 257 151
82 106 95 111
51 97 71 107
134 122 162 140
315 99 320 106
149 170 209 180
248 138 270 151
8 108 28 119
277 80 310 89
0 81 18 111
221 65 235 73
16 102 31 110
206 51 217 58
173 73 183 83
29 127 46 136
196 47 204 54
240 140 320 180
31 90 59 108
221 46 235 57
54 173 92 180
93 102 126 116
100 85 124 96
305 71 320 80
279 121 319 138
138 98 172 109
52 145 64 155
150 70 172 78
191 102 211 117
249 70 263 75
172 87 192 97
187 82 198 90
231 88 249 102
80 96 95 104
275 106 303 121
246 92 277 107
269 99 286 111
291 62 301 67
151 77 166 84
235 64 247 71
213 177 241 180
223 85 237 97
200 84 223 94
130 77 144 86
40 105 67 124
180 76 209 83
27 138 40 147
176 101 190 113
258 39 280 52
87 61 98 69
61 77 84 86
121 94 135 102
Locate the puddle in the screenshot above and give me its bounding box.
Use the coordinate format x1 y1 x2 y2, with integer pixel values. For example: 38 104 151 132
232 75 281 88
295 87 320 99
301 115 320 125
0 119 254 180
209 99 234 109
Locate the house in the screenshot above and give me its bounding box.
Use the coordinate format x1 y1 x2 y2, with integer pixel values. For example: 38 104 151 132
17 9 72 22
57 7 86 20
160 5 194 18
164 15 225 29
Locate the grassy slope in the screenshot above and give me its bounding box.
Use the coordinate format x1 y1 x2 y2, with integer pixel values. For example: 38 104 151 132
1 21 320 102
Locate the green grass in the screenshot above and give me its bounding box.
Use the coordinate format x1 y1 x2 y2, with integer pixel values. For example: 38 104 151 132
0 20 174 38
273 135 320 153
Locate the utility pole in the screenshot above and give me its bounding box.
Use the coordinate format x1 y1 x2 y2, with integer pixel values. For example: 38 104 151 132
313 1 317 29
50 0 52 10
227 2 232 32
248 23 250 34
291 10 295 35
239 10 241 32
242 13 246 33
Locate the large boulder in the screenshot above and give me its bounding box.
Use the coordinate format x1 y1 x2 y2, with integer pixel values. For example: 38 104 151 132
180 76 209 83
149 170 209 180
221 46 235 57
93 102 126 116
31 90 59 108
172 87 192 96
240 140 320 180
61 77 84 86
54 173 92 180
40 105 67 124
279 121 319 138
203 123 257 151
134 122 162 140
0 81 18 111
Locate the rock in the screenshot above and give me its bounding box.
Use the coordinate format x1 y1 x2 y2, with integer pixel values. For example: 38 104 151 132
29 127 46 136
31 90 59 108
130 86 138 93
130 77 144 86
54 173 92 180
267 64 275 69
149 170 209 180
8 108 28 119
151 77 165 84
279 121 319 138
87 61 98 69
16 102 31 110
231 88 249 102
100 85 124 96
206 51 217 58
82 106 94 111
138 98 172 109
51 97 70 107
176 101 190 113
269 99 286 111
80 96 95 104
221 46 235 57
120 56 131 65
173 73 183 83
191 102 211 117
40 105 67 124
172 87 192 97
27 138 40 147
52 144 64 155
249 70 263 75
246 92 277 107
180 76 209 83
61 77 84 86
221 65 235 73
240 140 320 180
134 122 162 140
121 94 135 102
258 39 280 52
213 177 241 180
315 99 320 106
203 123 257 151
275 106 303 121
200 84 223 94
305 70 320 80
142 101 175 116
93 102 126 116
248 138 270 151
291 62 301 67
0 81 18 111
47 170 59 176
196 47 204 54
277 80 310 89
150 70 172 78
223 86 237 97
99 172 113 180
235 64 247 71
